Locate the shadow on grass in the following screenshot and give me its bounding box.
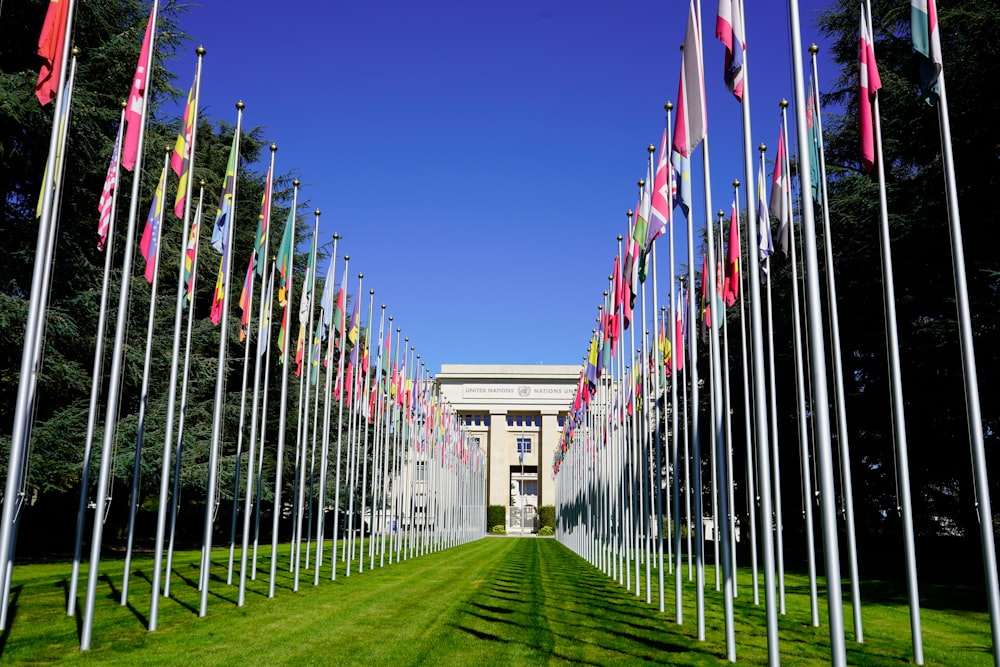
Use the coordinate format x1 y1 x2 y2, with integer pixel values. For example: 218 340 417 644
100 573 148 629
0 585 21 657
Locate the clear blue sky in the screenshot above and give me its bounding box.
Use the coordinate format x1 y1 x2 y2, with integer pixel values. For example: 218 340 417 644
173 0 834 373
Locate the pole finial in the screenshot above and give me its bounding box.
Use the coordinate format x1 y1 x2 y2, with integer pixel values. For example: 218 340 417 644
236 100 245 110
780 98 789 109
733 179 740 188
809 43 819 55
196 45 206 57
665 101 674 112
647 144 655 154
315 209 321 216
293 178 300 187
270 143 277 152
759 143 767 154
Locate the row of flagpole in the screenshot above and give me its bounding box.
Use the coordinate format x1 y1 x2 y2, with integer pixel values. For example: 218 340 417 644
3 0 488 652
553 0 1000 665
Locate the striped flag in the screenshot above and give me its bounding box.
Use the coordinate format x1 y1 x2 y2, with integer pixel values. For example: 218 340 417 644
171 76 197 218
757 159 773 281
238 255 254 341
806 73 823 201
254 166 272 277
633 153 653 251
260 272 274 356
139 162 167 283
910 0 942 104
674 293 685 372
858 5 881 173
183 195 202 302
274 207 295 307
210 255 226 326
97 120 123 250
35 0 70 105
672 0 707 158
715 0 745 100
123 10 154 172
648 129 670 246
211 131 239 253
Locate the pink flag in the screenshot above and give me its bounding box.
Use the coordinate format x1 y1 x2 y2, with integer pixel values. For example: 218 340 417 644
723 200 740 307
715 0 745 101
648 129 670 245
672 0 708 158
35 0 70 106
122 11 153 172
858 6 881 173
769 126 790 255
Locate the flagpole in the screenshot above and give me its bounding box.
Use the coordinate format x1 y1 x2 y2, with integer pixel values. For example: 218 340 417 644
357 288 376 572
121 148 171 605
344 274 364 573
927 35 1000 667
1 0 77 625
165 184 205 597
228 145 276 584
69 100 125 618
718 209 738 598
808 44 863 643
200 100 244 618
293 210 321 590
732 179 759 607
363 300 385 571
148 48 204 629
238 196 284 606
268 181 298 596
80 3 159 648
779 100 819 628
251 266 276 582
790 0 848 661
857 5 924 663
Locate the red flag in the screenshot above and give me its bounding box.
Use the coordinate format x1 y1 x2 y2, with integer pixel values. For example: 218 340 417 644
723 200 740 307
238 255 254 341
35 0 70 105
675 293 685 372
858 6 881 173
122 11 153 172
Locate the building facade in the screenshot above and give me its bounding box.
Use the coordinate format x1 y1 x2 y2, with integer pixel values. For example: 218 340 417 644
435 364 579 531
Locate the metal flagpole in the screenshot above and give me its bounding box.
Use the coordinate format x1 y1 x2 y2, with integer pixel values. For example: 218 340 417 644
151 48 204 629
365 303 386 570
344 274 364 572
80 3 159 646
69 101 125 618
733 0 781 653
238 220 287 607
763 205 785 616
2 11 78 627
316 256 349 581
863 3 925 662
166 184 205 597
809 44 862 642
701 125 737 658
357 289 376 572
780 100 819 627
228 144 276 584
268 182 298 596
293 210 321 590
251 269 275 580
718 209 739 599
789 0 847 661
121 148 171 605
199 101 244 617
924 26 1000 665
331 273 357 575
733 179 759 606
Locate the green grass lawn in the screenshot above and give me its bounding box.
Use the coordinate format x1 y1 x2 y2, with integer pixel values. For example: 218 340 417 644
0 537 993 665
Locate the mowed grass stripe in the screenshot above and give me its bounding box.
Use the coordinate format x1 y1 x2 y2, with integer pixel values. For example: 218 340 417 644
0 538 995 665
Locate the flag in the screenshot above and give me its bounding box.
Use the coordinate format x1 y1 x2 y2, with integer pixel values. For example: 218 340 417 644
254 166 272 277
723 200 740 307
701 254 712 332
259 272 274 356
123 11 154 172
806 73 823 202
672 0 708 158
277 303 290 360
859 5 881 174
97 120 123 251
623 221 640 330
35 0 70 106
649 130 670 246
295 236 316 376
318 262 335 341
211 131 239 253
332 288 346 346
238 255 254 341
911 0 942 104
671 150 692 219
757 159 773 282
715 0 745 100
139 162 167 283
633 154 654 251
172 76 197 218
585 334 599 394
347 296 360 350
210 255 225 325
275 207 295 307
183 196 202 302
769 126 790 255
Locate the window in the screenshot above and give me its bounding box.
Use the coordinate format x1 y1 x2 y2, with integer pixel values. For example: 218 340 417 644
519 480 538 497
557 414 566 427
516 437 531 454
